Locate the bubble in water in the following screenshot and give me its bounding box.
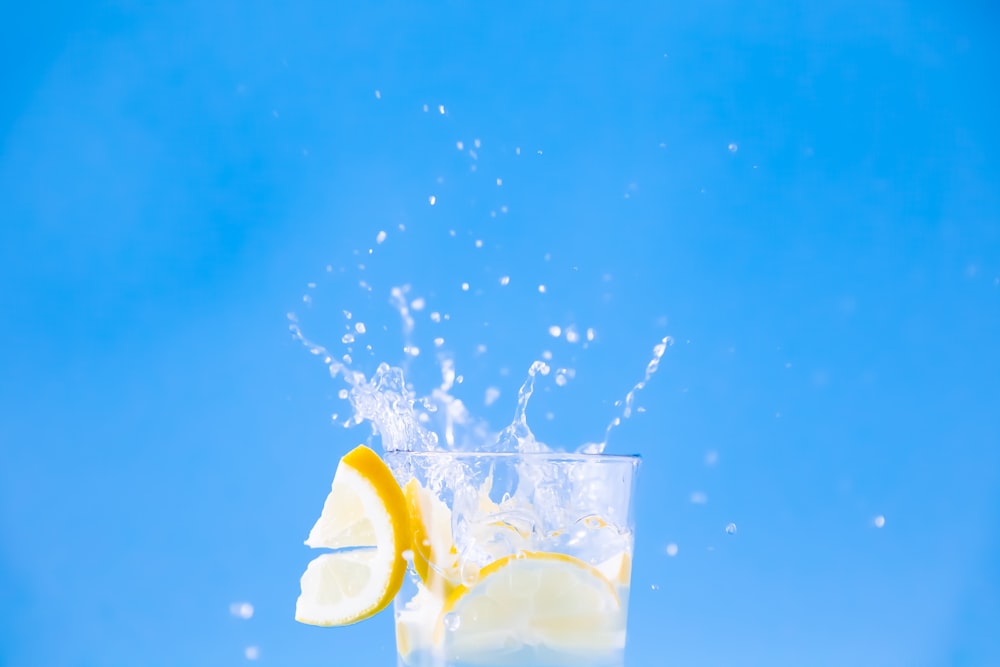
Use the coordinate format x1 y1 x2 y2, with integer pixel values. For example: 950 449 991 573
665 543 678 557
443 613 461 632
873 515 886 528
725 522 737 535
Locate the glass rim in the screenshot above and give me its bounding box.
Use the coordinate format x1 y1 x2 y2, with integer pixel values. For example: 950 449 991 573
383 450 641 464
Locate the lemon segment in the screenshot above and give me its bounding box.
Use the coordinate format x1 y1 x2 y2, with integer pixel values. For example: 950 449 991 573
434 551 625 658
295 444 410 626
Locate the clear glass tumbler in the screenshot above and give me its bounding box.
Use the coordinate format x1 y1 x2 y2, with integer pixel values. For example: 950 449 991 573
386 451 640 667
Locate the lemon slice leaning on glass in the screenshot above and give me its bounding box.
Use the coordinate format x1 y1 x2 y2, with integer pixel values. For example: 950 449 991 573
295 444 410 626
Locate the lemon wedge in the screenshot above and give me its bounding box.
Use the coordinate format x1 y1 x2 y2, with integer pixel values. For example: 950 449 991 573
435 551 625 659
295 444 410 626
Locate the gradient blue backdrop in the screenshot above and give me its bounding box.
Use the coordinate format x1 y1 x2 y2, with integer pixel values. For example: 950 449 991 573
2 2 998 666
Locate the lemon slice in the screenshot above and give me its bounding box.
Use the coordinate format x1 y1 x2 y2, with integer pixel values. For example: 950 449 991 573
403 478 462 598
435 551 625 659
295 444 410 626
595 551 632 587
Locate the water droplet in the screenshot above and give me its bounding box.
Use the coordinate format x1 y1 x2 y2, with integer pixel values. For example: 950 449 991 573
474 138 481 148
438 104 446 115
705 450 718 466
374 90 381 99
474 239 483 248
565 327 579 343
411 298 426 311
434 337 445 347
725 522 737 535
538 284 547 293
665 543 678 557
499 276 510 286
401 549 414 562
728 142 738 152
428 195 437 206
873 515 886 528
485 387 501 406
461 282 470 292
456 141 464 150
496 177 503 186
586 328 596 341
548 325 562 337
355 323 366 334
229 602 254 619
430 312 442 323
244 646 260 660
341 333 355 344
338 389 349 400
689 491 707 504
650 584 660 591
375 230 387 245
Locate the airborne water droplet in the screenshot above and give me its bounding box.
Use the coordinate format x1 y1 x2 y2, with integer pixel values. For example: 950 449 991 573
725 522 737 535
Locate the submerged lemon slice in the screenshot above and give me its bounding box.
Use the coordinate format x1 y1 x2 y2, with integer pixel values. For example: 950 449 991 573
295 444 410 626
435 551 625 657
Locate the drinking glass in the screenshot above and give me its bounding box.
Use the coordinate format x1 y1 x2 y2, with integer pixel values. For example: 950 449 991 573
386 451 640 667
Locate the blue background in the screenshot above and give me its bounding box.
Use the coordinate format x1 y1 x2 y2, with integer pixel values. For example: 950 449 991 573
2 2 998 666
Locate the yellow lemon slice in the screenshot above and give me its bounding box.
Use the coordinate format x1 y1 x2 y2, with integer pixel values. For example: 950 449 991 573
295 444 410 626
435 551 625 659
595 551 632 587
403 478 462 598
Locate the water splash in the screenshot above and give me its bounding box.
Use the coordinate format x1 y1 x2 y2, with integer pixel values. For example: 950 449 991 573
495 360 551 453
580 336 673 453
292 299 671 455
